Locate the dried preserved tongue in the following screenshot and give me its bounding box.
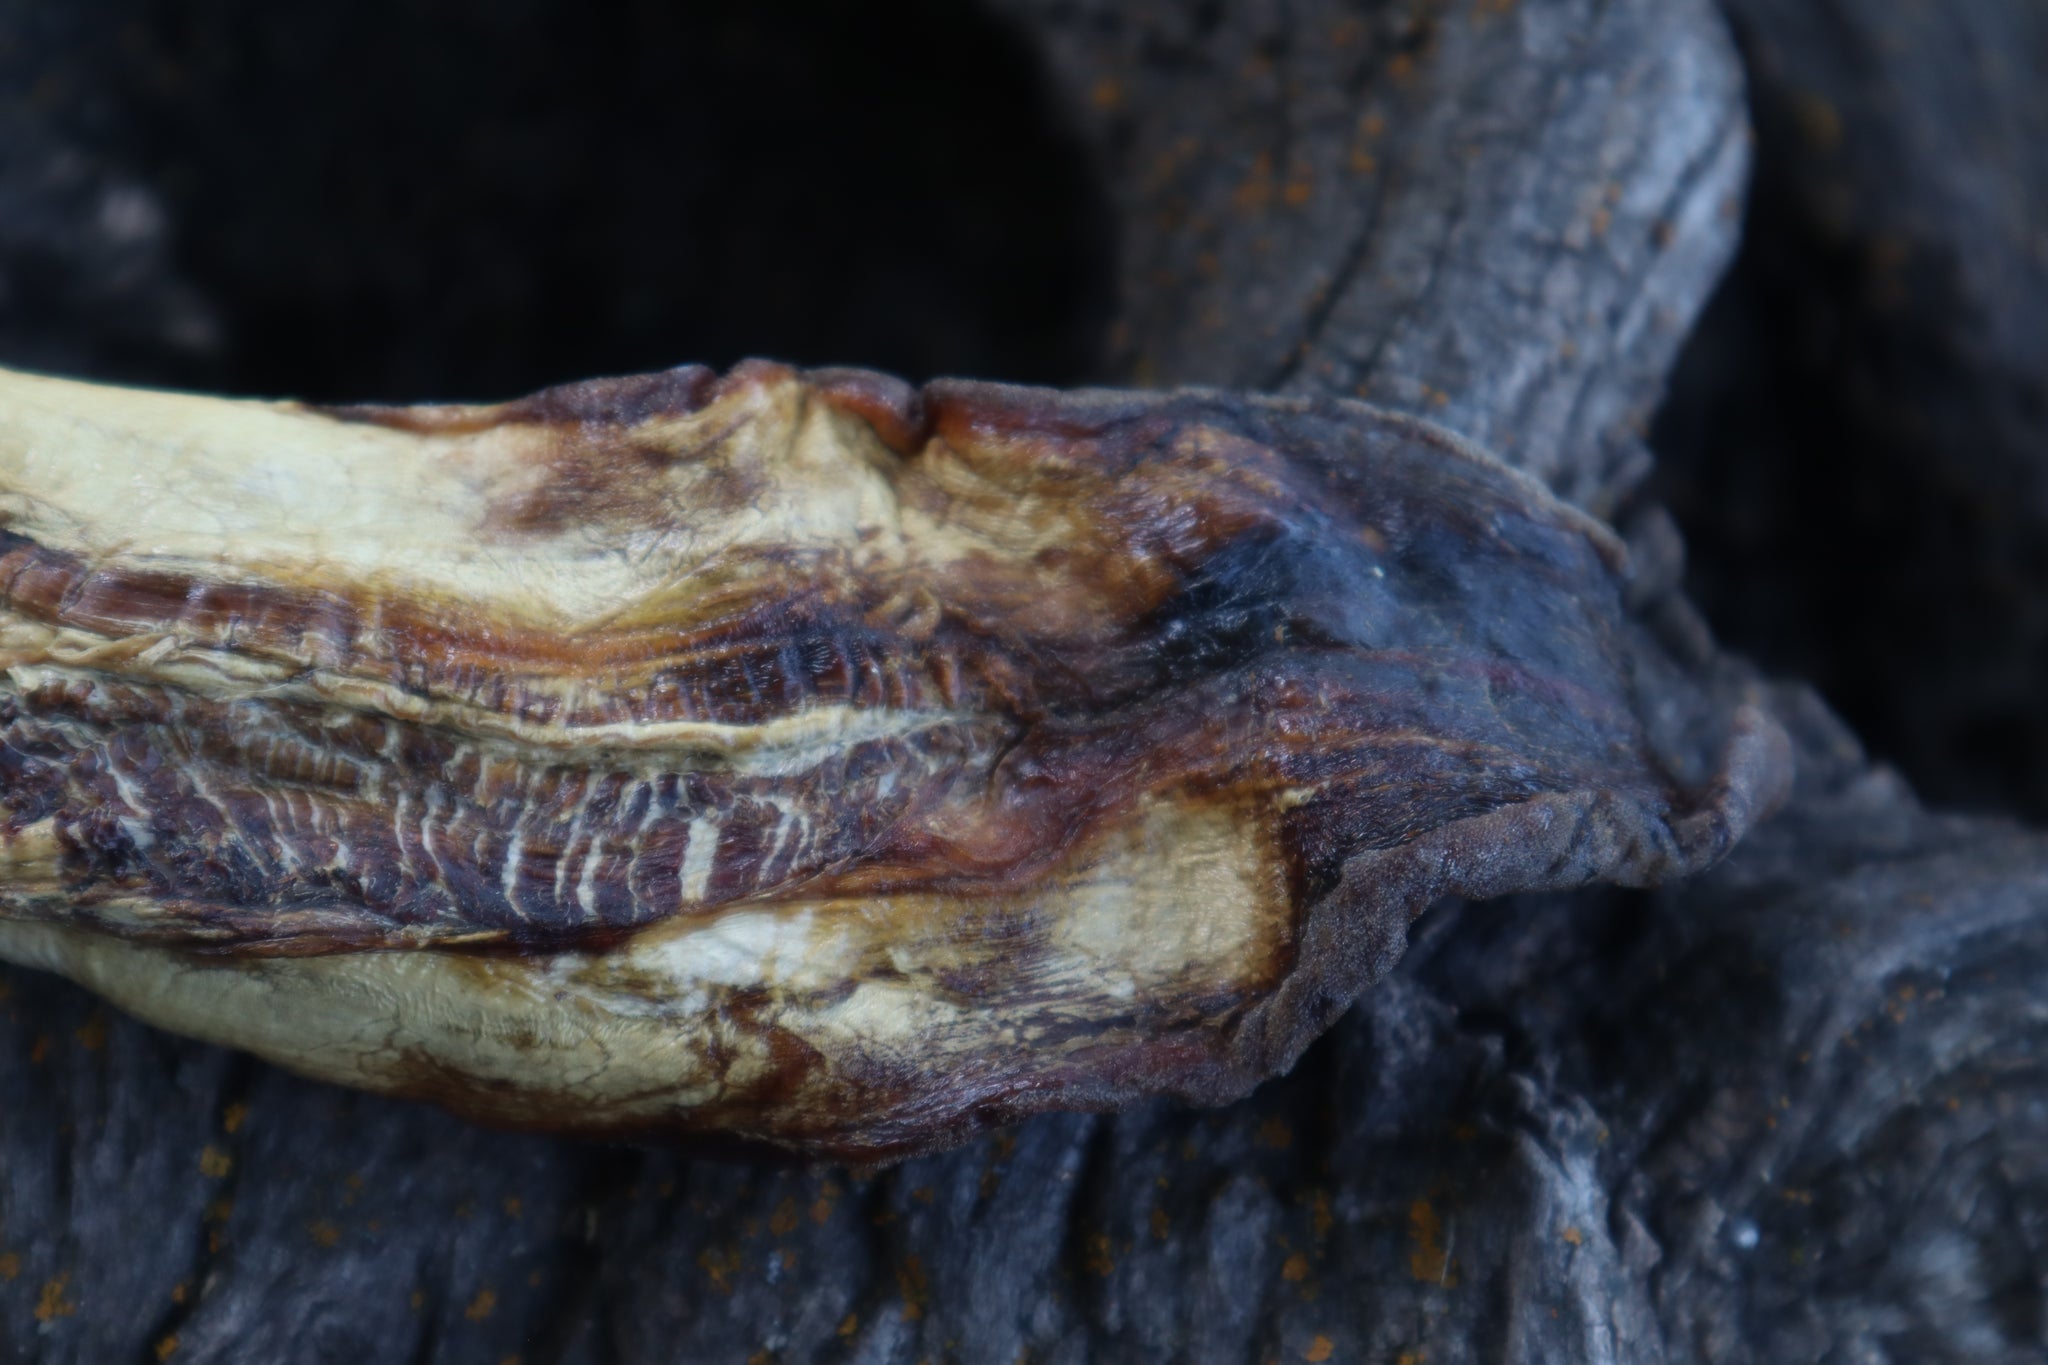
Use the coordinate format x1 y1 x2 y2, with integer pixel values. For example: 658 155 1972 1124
0 360 1789 1159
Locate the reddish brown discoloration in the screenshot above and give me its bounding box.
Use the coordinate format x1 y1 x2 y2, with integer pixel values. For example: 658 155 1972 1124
810 368 931 456
0 361 1790 1158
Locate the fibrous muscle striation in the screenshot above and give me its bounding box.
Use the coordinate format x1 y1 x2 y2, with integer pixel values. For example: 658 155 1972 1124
0 361 1788 1158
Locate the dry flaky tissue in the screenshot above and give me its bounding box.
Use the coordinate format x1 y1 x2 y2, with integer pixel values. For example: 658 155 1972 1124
0 360 1788 1159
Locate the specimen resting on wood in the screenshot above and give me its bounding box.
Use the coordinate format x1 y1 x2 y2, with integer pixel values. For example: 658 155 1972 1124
0 360 1784 1159
10 1 2042 1360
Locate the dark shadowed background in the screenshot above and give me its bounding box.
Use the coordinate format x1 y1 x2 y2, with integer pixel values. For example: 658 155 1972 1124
2 2 2045 1362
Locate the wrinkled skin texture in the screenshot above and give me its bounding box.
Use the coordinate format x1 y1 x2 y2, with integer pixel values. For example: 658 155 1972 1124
0 362 1783 1158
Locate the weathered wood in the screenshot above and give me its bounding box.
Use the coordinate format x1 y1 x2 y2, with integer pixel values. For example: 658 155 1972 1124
993 0 1749 513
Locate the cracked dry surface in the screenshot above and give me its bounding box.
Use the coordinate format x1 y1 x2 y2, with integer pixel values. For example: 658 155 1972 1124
0 360 1787 1158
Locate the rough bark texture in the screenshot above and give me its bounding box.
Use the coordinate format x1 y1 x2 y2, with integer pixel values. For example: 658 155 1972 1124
991 0 1749 515
1 1 2043 1362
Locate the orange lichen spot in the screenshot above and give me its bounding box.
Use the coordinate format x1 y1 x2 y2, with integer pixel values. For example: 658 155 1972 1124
1407 1200 1453 1285
1561 1226 1584 1247
1145 146 1185 193
464 1288 498 1322
1258 1116 1295 1150
1349 146 1380 176
1304 1335 1335 1362
409 1291 425 1312
1234 151 1277 214
698 1247 741 1296
837 1312 860 1339
1308 1190 1335 1240
810 1196 834 1226
1396 1352 1428 1365
156 1334 180 1361
1084 1233 1115 1277
502 1197 523 1219
897 1255 929 1321
1282 1253 1310 1283
1793 91 1844 153
500 1357 523 1365
1090 76 1124 112
1589 207 1613 239
1150 1207 1171 1241
35 1273 75 1322
747 1352 775 1365
198 1146 233 1179
73 1011 107 1051
205 1198 233 1223
1283 178 1314 209
1782 1188 1815 1206
28 1034 49 1065
911 1186 935 1206
771 1198 799 1238
0 1251 20 1281
1387 53 1415 83
308 1220 341 1248
221 1103 249 1134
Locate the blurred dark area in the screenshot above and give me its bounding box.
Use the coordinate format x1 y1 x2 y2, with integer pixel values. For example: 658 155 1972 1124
1654 3 2048 822
0 0 1112 401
